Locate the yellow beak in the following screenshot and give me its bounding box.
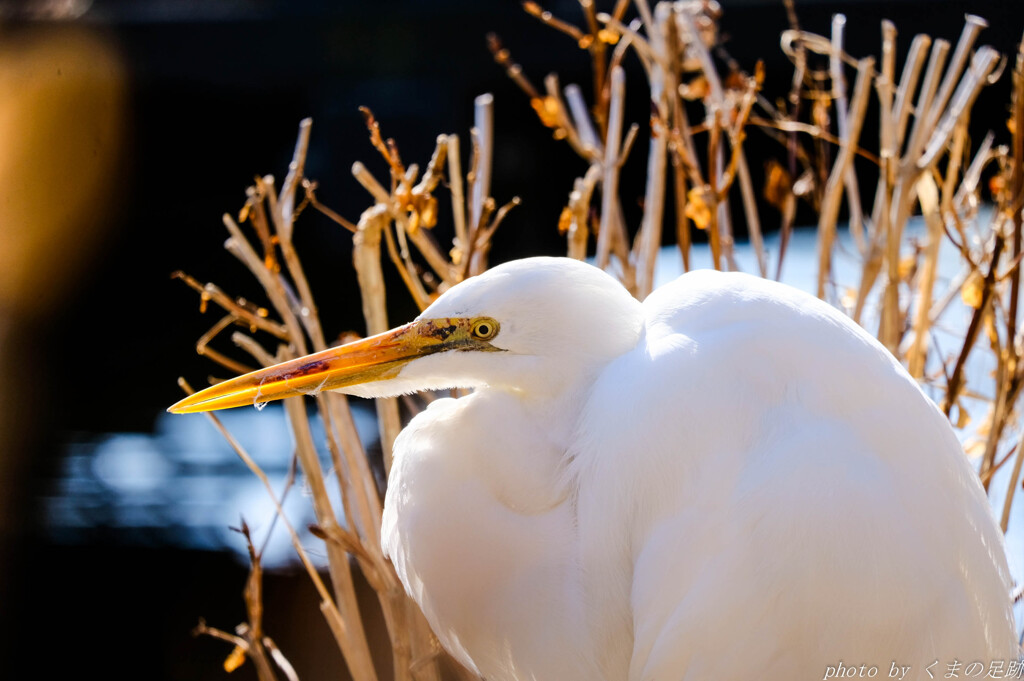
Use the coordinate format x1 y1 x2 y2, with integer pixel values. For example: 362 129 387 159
168 318 490 414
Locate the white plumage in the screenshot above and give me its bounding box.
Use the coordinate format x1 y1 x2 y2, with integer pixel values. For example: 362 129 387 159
373 257 1017 681
171 255 1019 680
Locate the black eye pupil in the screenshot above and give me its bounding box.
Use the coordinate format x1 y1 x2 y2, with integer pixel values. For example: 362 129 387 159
477 324 490 337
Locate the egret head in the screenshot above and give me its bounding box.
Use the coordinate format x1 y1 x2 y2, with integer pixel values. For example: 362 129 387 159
168 257 643 413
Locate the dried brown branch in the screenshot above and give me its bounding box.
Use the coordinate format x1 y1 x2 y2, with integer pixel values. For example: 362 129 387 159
564 164 602 260
177 379 356 674
196 315 256 376
634 2 671 298
817 56 874 301
522 1 586 43
301 179 358 233
172 271 289 340
597 64 627 270
470 94 494 239
943 232 1005 418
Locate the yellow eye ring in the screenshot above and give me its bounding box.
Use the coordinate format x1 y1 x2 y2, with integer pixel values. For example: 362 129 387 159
471 318 499 340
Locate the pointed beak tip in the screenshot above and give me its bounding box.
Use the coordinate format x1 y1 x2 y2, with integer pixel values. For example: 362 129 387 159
167 396 202 415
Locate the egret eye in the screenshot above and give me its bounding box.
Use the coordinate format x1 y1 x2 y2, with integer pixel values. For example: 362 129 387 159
471 318 499 340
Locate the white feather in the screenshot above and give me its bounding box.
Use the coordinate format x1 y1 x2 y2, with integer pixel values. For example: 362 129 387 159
365 257 1018 681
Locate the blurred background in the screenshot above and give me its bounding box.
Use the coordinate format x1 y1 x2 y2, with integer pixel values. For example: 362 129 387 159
0 0 1020 679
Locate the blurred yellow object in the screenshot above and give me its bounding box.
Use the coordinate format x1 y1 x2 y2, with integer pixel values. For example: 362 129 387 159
223 645 247 673
0 27 126 320
961 270 986 309
0 27 126 616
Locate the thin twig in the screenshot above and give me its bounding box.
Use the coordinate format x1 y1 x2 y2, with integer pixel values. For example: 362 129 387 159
470 94 494 236
598 65 626 270
817 57 875 300
178 380 356 673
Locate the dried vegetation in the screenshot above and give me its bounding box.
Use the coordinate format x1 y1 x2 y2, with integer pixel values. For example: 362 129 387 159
174 2 1024 678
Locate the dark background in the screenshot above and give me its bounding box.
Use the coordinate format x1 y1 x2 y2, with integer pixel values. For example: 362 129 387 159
0 1 1020 679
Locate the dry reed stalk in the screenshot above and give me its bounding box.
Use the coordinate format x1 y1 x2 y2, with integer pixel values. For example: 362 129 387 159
736 154 765 276
832 15 867 255
634 1 670 298
816 57 873 302
470 94 494 238
664 16 693 273
565 164 602 260
545 74 593 160
1000 39 1024 531
676 8 728 269
597 65 626 270
703 116 724 270
448 136 468 261
906 171 943 378
565 84 602 156
353 206 403 474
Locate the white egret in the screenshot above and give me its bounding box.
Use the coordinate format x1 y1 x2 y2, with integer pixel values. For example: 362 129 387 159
171 257 1019 681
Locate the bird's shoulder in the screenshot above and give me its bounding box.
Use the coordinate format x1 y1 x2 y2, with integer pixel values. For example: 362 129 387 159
644 269 865 344
391 391 569 514
573 269 957 498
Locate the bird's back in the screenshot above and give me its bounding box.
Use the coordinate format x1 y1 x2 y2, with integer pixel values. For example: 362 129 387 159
569 270 1018 680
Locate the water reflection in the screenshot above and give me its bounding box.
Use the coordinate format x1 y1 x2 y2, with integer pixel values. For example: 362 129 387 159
48 401 379 568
